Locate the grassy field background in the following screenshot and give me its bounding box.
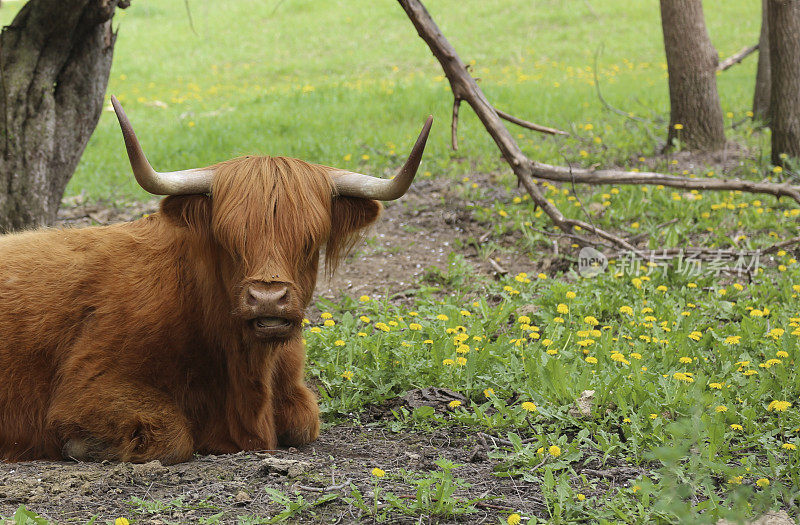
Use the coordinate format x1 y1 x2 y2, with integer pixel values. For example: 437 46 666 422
6 1 800 524
2 0 761 200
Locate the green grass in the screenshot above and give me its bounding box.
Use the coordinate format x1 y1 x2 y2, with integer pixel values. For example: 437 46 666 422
4 0 798 523
307 258 800 522
0 0 762 201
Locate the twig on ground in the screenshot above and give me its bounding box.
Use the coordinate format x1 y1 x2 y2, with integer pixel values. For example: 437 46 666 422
451 97 461 150
592 45 652 125
488 258 508 275
717 44 758 71
295 479 352 493
477 432 535 447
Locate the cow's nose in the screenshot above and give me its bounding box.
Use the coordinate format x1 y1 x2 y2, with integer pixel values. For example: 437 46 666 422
246 282 290 310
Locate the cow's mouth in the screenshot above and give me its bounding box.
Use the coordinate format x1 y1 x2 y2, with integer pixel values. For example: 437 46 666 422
250 317 294 337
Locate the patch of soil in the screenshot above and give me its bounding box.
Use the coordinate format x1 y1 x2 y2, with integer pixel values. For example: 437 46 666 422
0 424 545 523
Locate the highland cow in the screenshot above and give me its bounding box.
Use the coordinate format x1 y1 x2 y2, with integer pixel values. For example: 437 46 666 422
0 96 431 464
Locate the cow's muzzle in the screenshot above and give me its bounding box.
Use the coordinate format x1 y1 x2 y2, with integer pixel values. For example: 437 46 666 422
242 281 299 338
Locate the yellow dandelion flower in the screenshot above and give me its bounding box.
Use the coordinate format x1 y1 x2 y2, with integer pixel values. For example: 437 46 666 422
409 323 422 331
442 359 455 366
341 371 353 380
679 356 692 364
371 467 385 477
585 356 598 364
548 445 562 457
782 443 797 450
768 400 792 412
724 335 741 345
557 304 569 314
521 401 537 412
507 514 521 525
334 340 346 347
610 352 630 365
715 405 728 413
517 315 531 324
584 316 599 326
483 388 495 398
566 291 576 300
374 322 390 332
756 478 770 488
115 519 130 525
448 400 462 409
619 306 633 315
437 314 449 321
730 424 743 431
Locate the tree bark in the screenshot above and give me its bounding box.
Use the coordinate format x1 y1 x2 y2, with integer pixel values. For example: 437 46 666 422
768 0 800 166
660 0 725 151
753 0 771 121
0 0 129 233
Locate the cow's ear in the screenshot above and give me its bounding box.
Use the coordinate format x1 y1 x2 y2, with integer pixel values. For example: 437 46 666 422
325 196 382 274
160 195 212 233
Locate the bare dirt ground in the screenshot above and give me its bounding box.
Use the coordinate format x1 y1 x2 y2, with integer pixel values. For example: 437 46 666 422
1 389 644 524
1 173 571 523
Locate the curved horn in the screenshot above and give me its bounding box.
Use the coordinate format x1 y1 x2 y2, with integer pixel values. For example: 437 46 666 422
328 115 433 200
111 95 214 195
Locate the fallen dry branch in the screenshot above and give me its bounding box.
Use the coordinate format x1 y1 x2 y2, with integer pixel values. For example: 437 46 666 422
529 162 800 205
450 98 568 150
495 108 570 136
717 44 758 72
397 0 800 252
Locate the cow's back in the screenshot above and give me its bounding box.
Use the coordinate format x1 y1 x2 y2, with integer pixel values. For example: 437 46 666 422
0 220 197 460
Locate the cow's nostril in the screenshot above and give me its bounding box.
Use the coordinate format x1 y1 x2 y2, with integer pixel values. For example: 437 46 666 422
246 283 290 310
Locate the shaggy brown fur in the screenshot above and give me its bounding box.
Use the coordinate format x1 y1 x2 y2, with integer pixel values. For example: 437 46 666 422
0 156 381 464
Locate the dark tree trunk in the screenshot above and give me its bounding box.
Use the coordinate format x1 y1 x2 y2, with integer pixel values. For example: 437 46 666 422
660 0 726 151
753 0 771 121
768 0 800 166
0 0 129 233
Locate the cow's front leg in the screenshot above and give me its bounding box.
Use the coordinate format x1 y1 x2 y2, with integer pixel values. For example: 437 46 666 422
47 374 194 465
272 340 320 447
